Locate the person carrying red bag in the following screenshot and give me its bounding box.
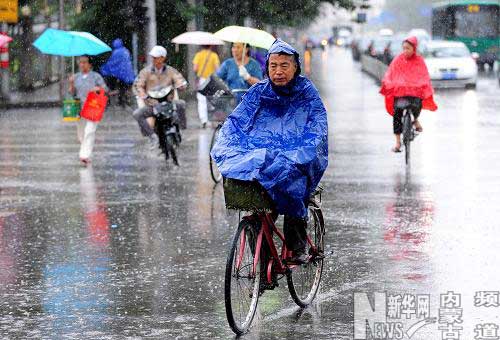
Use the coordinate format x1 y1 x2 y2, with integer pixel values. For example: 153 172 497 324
380 36 438 153
69 56 108 165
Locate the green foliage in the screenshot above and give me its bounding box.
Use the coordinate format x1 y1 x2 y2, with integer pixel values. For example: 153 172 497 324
68 0 353 73
201 0 354 31
70 0 188 71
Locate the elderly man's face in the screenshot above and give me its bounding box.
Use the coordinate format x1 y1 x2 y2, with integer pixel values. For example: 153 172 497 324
153 56 166 69
268 54 297 87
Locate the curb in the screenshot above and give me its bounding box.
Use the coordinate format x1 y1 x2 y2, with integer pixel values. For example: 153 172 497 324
0 101 61 110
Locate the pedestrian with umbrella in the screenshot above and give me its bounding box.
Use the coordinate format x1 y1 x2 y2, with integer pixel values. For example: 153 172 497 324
193 45 220 128
33 28 111 165
216 43 262 102
69 55 108 166
172 31 224 129
213 26 275 102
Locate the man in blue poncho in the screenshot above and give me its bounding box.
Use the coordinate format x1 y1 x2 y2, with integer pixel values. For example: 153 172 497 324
100 39 135 108
211 39 328 264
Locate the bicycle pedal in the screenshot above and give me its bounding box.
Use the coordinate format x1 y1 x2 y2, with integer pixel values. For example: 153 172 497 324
313 252 325 260
259 281 278 295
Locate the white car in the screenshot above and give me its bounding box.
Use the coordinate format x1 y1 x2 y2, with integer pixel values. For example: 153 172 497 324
423 41 478 89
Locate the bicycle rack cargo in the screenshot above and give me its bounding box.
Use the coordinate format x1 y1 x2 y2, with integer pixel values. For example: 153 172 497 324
222 178 275 212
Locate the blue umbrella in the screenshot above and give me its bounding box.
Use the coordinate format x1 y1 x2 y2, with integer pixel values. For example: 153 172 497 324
33 28 111 56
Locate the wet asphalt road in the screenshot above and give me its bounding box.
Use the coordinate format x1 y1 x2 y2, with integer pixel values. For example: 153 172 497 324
1 48 500 339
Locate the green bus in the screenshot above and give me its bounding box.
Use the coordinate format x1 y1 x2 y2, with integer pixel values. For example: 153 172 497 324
432 0 499 69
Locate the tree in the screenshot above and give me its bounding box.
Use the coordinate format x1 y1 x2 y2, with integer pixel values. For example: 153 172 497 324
69 0 354 74
71 0 189 72
201 0 354 31
71 0 148 53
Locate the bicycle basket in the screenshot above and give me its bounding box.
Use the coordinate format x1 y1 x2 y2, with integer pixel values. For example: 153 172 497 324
207 95 236 122
223 178 275 212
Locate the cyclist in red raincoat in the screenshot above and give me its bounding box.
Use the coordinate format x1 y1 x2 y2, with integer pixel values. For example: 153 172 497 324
380 36 437 152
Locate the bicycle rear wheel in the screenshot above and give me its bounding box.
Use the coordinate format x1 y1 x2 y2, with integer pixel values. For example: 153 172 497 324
209 125 223 183
402 112 412 166
287 208 325 307
225 221 261 335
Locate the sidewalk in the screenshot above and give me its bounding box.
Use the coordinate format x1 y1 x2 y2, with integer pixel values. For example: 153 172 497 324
0 82 61 109
1 82 200 110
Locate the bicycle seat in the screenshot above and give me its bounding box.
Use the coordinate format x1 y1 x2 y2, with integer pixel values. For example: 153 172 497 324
394 98 411 109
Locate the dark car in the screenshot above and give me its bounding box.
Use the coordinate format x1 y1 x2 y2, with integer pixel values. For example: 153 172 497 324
351 36 371 61
382 36 405 65
367 37 391 61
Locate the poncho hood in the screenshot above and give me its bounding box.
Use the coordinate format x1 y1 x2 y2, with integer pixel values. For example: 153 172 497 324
404 36 418 51
100 38 136 84
112 38 124 49
266 39 302 78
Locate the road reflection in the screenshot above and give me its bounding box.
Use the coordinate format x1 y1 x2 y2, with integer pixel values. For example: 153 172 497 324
42 166 111 336
383 172 435 282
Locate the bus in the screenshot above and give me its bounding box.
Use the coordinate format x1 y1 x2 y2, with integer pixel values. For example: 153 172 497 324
432 0 499 69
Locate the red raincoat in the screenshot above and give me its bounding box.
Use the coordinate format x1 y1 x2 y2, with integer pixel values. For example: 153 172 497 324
380 36 437 116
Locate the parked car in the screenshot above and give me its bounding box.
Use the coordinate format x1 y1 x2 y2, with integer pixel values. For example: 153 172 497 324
408 28 431 44
369 36 392 61
422 40 478 89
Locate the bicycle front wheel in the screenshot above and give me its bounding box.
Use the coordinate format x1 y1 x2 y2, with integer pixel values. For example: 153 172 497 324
166 134 179 166
287 208 325 307
209 125 222 183
225 221 261 335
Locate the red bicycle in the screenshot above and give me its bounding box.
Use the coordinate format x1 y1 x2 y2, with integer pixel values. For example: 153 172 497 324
223 179 325 335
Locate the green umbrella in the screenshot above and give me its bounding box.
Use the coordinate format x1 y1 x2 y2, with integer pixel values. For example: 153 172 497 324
213 26 275 50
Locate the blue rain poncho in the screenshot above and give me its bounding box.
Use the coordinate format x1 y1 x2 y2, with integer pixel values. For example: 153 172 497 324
211 39 329 218
100 39 135 84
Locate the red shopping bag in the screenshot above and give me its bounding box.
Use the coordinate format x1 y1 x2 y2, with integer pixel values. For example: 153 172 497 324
80 88 108 122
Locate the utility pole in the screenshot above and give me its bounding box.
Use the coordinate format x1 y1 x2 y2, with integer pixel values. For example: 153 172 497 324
186 0 198 92
146 0 157 54
58 0 65 101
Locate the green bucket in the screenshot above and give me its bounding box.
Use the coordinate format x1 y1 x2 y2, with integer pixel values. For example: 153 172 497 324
62 99 81 122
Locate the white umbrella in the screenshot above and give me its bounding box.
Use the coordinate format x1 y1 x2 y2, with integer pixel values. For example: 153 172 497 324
172 31 224 45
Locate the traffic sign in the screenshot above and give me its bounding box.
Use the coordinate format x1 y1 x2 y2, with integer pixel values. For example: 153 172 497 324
0 0 18 24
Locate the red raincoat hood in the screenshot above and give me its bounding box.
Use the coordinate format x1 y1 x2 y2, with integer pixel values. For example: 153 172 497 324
405 36 418 51
380 36 437 115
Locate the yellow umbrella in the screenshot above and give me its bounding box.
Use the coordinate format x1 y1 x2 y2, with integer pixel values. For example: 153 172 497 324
213 26 275 50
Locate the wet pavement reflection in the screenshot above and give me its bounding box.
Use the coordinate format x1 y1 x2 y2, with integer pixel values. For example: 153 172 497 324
1 47 500 339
